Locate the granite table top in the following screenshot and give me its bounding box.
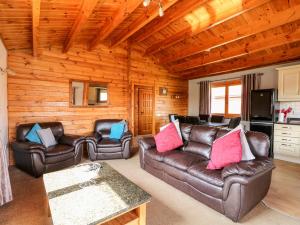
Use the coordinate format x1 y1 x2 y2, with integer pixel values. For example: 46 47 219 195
43 162 151 225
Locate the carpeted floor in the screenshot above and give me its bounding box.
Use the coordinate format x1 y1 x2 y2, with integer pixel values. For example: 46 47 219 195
0 153 299 225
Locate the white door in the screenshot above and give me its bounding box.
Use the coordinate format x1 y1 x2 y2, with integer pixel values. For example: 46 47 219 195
0 39 8 163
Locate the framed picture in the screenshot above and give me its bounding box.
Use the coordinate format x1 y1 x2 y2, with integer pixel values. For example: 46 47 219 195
159 87 168 96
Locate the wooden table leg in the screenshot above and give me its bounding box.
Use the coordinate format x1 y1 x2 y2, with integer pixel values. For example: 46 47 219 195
137 203 146 225
48 203 51 218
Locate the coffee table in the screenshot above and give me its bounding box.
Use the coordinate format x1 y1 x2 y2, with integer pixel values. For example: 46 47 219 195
43 162 151 225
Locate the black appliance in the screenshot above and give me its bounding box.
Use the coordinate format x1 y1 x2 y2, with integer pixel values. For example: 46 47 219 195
250 89 278 157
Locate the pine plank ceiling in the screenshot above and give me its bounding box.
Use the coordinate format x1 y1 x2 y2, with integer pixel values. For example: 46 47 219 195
1 0 300 79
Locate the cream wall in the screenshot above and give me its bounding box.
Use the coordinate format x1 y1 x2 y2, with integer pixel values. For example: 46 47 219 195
0 38 8 161
188 60 300 116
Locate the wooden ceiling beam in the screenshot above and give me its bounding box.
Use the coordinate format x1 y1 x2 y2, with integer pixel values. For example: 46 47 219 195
171 26 300 72
145 0 270 55
89 0 142 51
63 0 99 53
110 0 179 48
132 0 208 43
32 0 41 57
159 4 300 65
183 45 300 79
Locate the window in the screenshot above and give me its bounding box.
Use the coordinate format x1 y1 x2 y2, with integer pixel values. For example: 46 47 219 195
210 80 242 117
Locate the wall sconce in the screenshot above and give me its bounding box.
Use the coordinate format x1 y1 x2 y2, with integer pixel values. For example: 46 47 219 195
159 87 168 96
171 93 183 99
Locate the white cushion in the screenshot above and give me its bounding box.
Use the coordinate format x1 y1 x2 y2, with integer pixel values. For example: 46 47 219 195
218 124 255 161
37 128 57 148
160 119 182 140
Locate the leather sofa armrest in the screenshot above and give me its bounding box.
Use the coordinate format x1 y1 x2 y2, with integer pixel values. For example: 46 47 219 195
138 136 156 151
222 158 274 179
59 135 85 147
222 165 273 222
121 131 132 142
86 132 102 143
12 141 46 151
12 141 46 177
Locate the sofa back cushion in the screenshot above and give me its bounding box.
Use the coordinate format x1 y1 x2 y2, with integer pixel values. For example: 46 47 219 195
17 122 64 142
180 123 193 142
94 119 123 133
184 126 218 159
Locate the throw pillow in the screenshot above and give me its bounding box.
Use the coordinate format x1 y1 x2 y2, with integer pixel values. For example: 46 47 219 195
218 124 255 161
155 122 183 152
121 120 128 133
159 119 182 139
109 122 125 139
207 130 242 170
37 128 57 148
25 123 42 144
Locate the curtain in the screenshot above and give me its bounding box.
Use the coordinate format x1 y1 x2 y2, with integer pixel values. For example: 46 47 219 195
241 73 261 121
0 137 12 206
199 81 210 115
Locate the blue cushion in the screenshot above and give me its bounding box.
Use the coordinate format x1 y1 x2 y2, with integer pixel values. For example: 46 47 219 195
25 123 42 144
109 122 125 140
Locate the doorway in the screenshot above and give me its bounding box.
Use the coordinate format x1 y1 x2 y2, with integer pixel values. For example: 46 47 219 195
134 85 154 135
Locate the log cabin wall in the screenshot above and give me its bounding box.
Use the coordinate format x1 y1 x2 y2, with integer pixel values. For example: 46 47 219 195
129 45 188 133
7 44 188 164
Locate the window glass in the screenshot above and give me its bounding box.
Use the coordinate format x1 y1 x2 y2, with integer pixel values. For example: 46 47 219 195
228 85 242 114
211 87 225 114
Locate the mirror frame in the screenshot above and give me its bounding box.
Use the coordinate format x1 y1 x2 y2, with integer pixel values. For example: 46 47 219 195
69 80 110 108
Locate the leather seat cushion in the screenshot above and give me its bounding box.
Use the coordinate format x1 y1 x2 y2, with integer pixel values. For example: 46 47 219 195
45 144 74 156
187 162 224 187
97 138 121 148
145 148 165 162
163 151 206 171
45 145 75 164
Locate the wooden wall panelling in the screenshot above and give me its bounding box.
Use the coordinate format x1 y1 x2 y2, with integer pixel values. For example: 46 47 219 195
129 45 188 133
8 43 188 164
31 0 41 56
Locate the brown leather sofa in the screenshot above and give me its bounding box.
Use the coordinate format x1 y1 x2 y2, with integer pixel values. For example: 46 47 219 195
12 122 85 177
138 124 274 222
86 119 132 160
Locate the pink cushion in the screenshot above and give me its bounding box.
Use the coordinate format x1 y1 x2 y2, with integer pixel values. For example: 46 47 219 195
154 123 183 152
207 130 242 170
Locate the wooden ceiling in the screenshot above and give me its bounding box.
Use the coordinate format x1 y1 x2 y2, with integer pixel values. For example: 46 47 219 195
1 0 300 79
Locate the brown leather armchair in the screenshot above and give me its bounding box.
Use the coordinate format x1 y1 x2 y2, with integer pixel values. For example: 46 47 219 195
12 122 85 177
86 119 132 160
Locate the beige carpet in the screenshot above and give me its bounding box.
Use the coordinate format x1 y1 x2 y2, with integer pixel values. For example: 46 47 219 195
263 159 300 219
1 153 299 225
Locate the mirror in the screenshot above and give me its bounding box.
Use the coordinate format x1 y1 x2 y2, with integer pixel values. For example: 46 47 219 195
71 81 84 106
70 80 109 107
88 83 108 106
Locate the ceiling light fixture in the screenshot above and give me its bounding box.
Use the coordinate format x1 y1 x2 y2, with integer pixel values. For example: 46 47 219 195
143 0 164 17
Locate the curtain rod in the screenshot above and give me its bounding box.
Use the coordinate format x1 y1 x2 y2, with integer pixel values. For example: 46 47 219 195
196 73 263 84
